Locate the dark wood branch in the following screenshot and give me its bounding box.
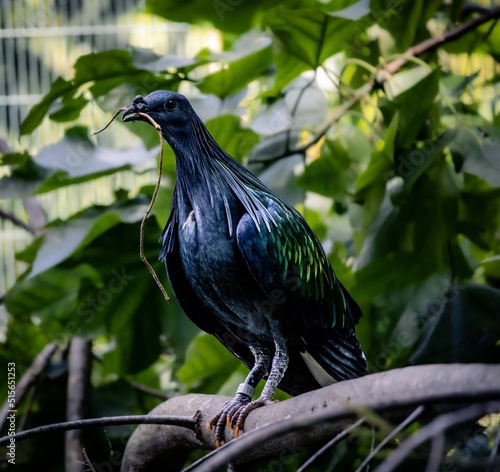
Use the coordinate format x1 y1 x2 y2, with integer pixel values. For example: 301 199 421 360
377 5 500 81
120 364 500 471
0 342 58 433
374 401 500 472
0 415 196 447
0 208 34 235
65 337 92 472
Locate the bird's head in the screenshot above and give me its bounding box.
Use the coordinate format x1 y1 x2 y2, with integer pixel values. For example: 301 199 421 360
121 90 195 136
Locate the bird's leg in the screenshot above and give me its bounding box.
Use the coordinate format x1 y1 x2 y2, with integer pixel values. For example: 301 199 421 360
208 345 270 446
231 342 289 436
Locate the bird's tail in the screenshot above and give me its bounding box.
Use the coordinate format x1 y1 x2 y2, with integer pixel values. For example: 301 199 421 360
303 330 368 385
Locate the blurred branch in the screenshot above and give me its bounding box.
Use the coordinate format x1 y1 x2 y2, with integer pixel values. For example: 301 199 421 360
377 5 500 81
0 414 197 447
0 208 34 235
65 337 92 472
354 405 425 472
296 417 366 472
0 342 58 433
374 401 500 472
121 364 500 471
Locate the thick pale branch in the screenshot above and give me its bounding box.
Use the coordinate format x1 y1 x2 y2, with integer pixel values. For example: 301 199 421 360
120 363 500 471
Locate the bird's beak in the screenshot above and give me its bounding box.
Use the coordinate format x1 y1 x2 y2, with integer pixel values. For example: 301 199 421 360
121 106 142 123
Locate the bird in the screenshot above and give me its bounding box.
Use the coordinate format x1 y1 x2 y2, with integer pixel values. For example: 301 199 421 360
122 90 368 445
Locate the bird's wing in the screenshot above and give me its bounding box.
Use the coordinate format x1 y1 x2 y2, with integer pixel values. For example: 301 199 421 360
236 197 360 332
160 205 256 370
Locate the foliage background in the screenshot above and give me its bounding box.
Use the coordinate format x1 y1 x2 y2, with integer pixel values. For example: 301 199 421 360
1 0 500 470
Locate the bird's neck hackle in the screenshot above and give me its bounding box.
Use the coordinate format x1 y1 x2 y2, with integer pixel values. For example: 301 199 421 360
164 110 280 239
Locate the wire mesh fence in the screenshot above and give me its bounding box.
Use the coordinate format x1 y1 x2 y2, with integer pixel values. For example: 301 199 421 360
0 0 190 294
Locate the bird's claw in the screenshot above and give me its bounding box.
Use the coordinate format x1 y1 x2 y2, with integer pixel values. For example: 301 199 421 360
208 396 274 446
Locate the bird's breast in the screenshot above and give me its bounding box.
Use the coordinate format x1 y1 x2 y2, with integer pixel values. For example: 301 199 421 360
175 204 274 339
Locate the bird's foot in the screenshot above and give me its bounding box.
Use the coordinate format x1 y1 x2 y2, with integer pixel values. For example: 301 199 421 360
208 394 274 446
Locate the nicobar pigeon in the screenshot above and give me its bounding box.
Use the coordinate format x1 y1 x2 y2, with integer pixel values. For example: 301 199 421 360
122 91 368 445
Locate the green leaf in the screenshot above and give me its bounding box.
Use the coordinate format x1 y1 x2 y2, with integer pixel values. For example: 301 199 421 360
297 140 355 200
177 333 240 388
146 0 310 34
20 77 77 135
449 127 500 187
383 66 441 147
458 174 500 249
197 34 273 97
101 268 163 375
480 255 500 278
264 2 370 89
0 128 158 197
410 283 500 364
370 0 440 52
206 114 259 161
356 157 459 281
22 198 148 278
131 47 200 72
20 50 179 134
356 113 398 194
5 264 102 336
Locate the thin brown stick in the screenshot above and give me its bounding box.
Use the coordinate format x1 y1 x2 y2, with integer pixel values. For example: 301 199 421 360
91 107 126 136
136 111 169 302
93 109 169 301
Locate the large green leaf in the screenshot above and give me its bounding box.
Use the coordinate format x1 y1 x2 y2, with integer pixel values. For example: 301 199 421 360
458 174 500 249
146 0 320 34
196 33 273 97
176 333 240 392
4 264 102 336
410 283 500 364
449 127 500 187
25 198 149 278
264 1 370 89
296 139 357 200
356 157 459 281
206 114 259 161
20 50 179 134
0 127 158 197
370 0 441 52
382 66 441 147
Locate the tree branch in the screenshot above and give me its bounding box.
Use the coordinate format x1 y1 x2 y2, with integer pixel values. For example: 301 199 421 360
65 337 92 472
374 401 500 472
377 5 500 81
0 342 58 433
0 208 34 235
120 363 500 471
0 415 197 447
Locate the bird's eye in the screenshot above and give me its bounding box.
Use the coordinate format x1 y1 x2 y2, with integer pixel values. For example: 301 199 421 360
165 99 176 111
